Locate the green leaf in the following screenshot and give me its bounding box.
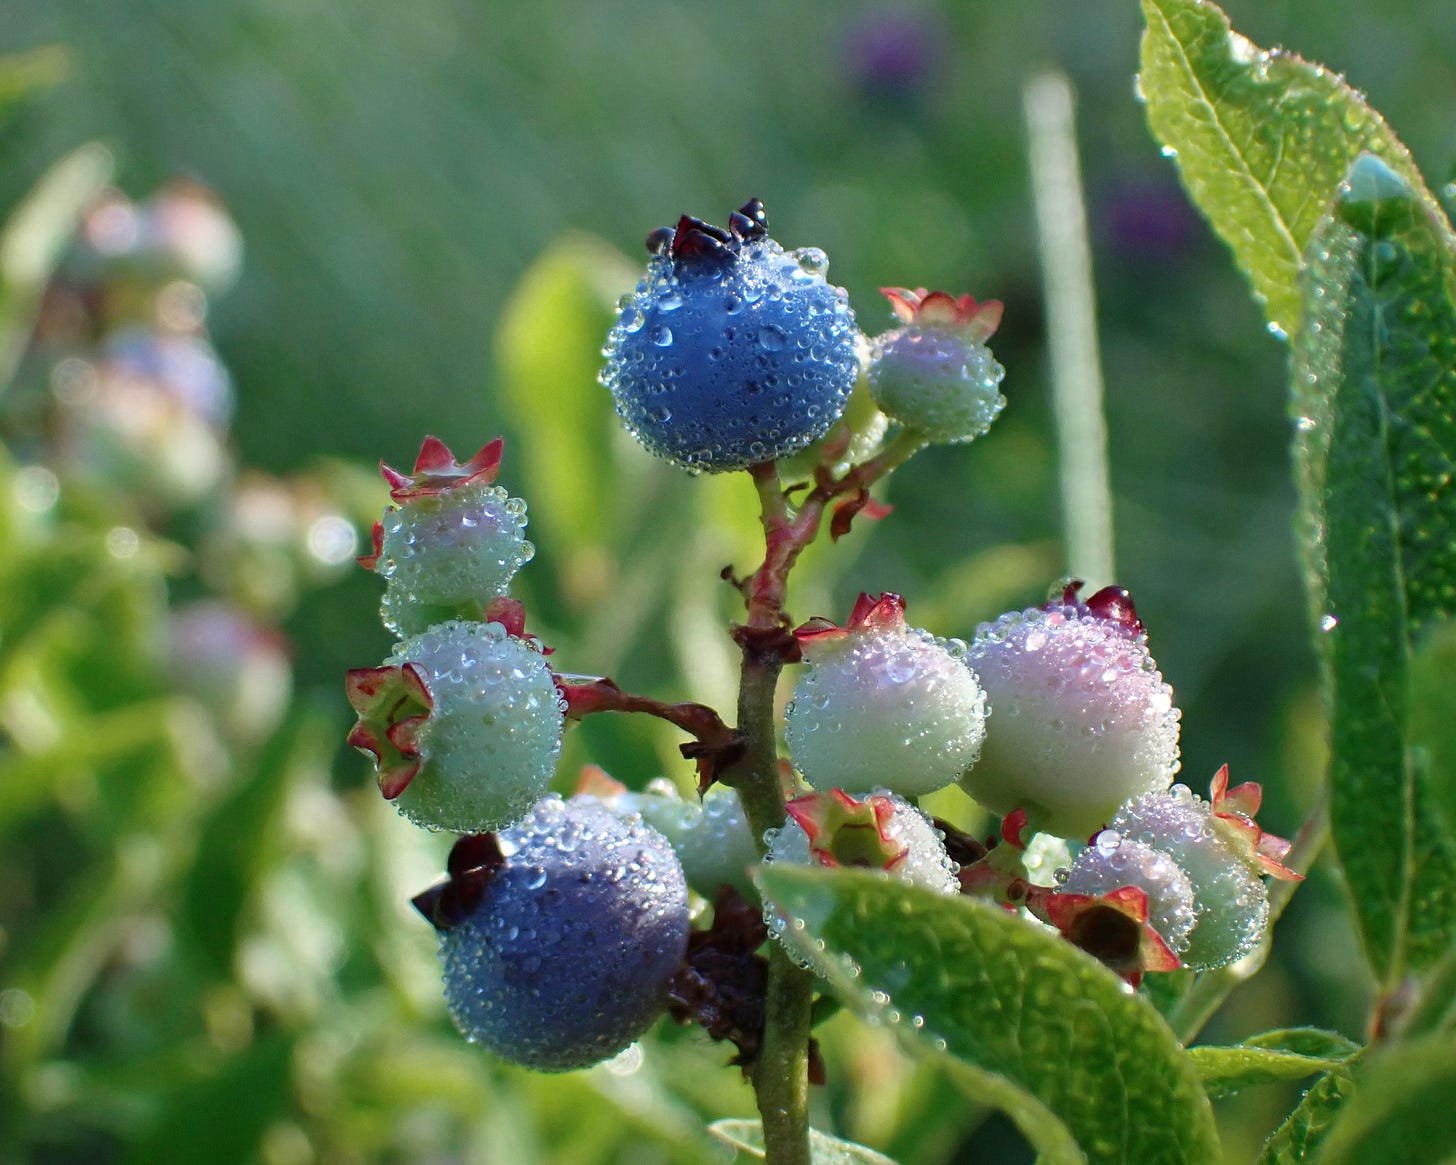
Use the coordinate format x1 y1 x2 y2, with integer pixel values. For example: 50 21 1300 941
1315 1035 1456 1165
1138 0 1438 337
1257 1072 1357 1165
1291 155 1456 983
492 233 638 560
178 708 328 978
1188 1028 1360 1098
1411 620 1456 843
122 1036 295 1165
0 141 113 387
1388 940 1456 1039
755 865 1220 1165
0 46 70 117
707 1119 900 1164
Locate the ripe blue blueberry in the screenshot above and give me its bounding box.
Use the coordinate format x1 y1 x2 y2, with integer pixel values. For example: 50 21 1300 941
601 199 860 472
420 796 691 1072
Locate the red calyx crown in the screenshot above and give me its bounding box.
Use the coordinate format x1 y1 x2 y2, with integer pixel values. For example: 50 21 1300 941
1207 764 1302 881
1042 884 1183 987
646 198 770 263
357 436 506 569
785 788 908 872
1045 578 1145 636
881 287 1003 344
793 592 907 647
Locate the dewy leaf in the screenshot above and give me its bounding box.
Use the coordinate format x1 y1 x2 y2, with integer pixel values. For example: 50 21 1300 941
1292 154 1456 984
1188 1028 1360 1098
1257 1072 1357 1165
1138 0 1438 337
707 1119 900 1164
1315 1034 1456 1165
755 866 1220 1165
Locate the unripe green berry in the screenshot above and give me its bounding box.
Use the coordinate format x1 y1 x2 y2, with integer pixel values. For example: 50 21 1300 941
377 481 534 636
594 779 759 899
385 619 564 832
1111 786 1269 970
866 288 1006 445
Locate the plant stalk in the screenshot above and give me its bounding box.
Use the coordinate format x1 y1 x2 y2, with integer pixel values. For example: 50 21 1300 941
723 635 810 1164
728 438 927 1164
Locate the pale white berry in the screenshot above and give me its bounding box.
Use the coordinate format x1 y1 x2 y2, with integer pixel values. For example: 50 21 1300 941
960 584 1181 839
787 594 986 797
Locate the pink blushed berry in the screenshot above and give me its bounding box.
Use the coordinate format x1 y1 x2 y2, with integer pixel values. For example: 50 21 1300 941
960 581 1181 839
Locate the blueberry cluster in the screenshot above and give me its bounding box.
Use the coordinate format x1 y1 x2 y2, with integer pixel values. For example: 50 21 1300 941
347 201 1299 1080
347 437 693 1070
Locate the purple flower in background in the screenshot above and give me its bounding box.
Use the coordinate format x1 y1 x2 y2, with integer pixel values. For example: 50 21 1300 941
840 8 946 104
1098 178 1203 259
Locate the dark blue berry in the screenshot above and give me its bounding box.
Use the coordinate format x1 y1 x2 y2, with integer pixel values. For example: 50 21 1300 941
602 200 860 473
430 796 690 1071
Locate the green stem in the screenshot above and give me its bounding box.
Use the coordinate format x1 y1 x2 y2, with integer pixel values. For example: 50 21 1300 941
753 944 816 1165
727 434 927 1164
1169 792 1330 1045
727 638 814 1165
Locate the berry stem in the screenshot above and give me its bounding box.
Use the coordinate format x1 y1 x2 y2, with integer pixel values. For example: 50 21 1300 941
724 624 814 1165
754 944 816 1165
727 435 926 1165
742 430 926 630
556 676 743 789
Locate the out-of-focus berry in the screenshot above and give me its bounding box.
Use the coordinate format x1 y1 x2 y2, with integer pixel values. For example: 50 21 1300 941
582 771 759 899
167 600 291 743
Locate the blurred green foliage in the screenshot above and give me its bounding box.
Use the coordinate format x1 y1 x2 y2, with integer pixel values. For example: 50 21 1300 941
2 0 1455 1161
